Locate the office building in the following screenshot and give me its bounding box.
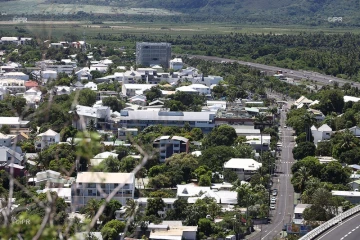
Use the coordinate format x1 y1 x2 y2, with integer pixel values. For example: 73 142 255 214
136 42 171 68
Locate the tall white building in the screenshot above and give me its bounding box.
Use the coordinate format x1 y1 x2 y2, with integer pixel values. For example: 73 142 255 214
71 172 135 210
170 58 183 70
311 124 332 146
35 129 60 151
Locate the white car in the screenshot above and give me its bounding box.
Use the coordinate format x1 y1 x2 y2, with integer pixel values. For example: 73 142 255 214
270 199 276 204
284 125 287 128
270 205 276 210
271 197 276 201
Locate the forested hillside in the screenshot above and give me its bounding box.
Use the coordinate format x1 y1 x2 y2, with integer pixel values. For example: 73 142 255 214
39 0 360 25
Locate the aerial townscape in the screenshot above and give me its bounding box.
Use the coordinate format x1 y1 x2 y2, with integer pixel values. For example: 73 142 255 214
1 1 360 240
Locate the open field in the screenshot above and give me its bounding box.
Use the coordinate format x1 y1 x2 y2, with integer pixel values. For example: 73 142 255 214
1 0 180 16
3 21 360 39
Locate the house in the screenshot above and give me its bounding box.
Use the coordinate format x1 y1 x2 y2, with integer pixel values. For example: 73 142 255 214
311 124 332 146
231 125 260 136
188 84 211 95
245 135 271 152
348 180 360 191
0 117 30 131
126 198 177 218
176 183 211 199
23 87 42 107
54 86 72 95
170 58 183 70
344 96 360 103
348 164 360 172
41 70 58 80
29 170 73 188
331 191 360 204
97 91 119 101
0 163 26 177
293 204 312 225
90 152 119 166
153 136 189 162
72 105 111 130
24 80 39 90
73 81 84 90
35 129 60 151
0 146 24 165
122 84 155 97
71 172 135 210
308 108 325 122
175 86 199 94
37 188 72 206
0 132 12 147
129 94 147 106
75 68 92 81
90 63 108 73
294 96 314 108
223 158 262 181
118 128 138 141
337 126 360 137
3 72 29 81
118 110 215 133
148 224 197 240
317 156 337 164
0 78 26 94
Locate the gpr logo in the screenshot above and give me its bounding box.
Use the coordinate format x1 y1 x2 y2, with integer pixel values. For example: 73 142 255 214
328 17 343 23
11 217 31 225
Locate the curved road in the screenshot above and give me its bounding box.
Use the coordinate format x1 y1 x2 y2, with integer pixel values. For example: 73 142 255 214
188 55 360 88
250 104 295 240
314 213 360 240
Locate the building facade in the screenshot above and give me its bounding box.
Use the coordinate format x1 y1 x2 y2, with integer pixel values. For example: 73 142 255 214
136 42 171 68
153 136 189 162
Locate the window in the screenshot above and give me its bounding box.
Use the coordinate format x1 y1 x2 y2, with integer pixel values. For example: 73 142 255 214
88 183 96 188
114 183 118 188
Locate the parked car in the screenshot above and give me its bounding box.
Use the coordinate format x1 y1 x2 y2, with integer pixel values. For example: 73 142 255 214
270 205 276 210
271 199 276 204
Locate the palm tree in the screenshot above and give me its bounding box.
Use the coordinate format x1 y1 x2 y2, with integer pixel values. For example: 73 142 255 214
82 199 101 219
339 129 357 150
291 166 310 194
123 199 139 222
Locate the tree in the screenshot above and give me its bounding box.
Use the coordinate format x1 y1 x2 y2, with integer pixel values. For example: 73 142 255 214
292 142 316 160
190 127 204 141
199 174 211 186
7 96 26 116
166 153 199 183
0 125 10 134
86 119 97 132
101 220 125 240
81 199 101 219
223 169 239 183
291 166 310 193
203 125 237 147
145 198 165 218
103 200 122 224
103 97 125 112
199 146 235 172
317 89 344 115
198 218 213 236
145 86 162 102
123 199 139 222
77 88 97 106
320 161 350 184
120 156 138 173
49 158 74 175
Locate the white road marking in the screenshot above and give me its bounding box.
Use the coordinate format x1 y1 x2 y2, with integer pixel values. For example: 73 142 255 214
316 213 360 240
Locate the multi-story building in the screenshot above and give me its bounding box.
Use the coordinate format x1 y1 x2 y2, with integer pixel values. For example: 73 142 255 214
153 136 189 162
72 105 111 130
223 158 262 181
0 117 30 134
118 128 138 141
311 124 332 146
118 110 215 133
0 79 26 94
170 58 183 70
71 172 135 210
122 84 155 97
136 42 171 68
35 129 60 151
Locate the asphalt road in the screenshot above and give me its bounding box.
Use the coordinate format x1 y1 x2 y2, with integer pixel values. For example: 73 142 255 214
188 55 360 88
314 213 360 240
250 105 295 240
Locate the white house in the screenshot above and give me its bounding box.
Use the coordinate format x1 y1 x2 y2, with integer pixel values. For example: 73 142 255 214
118 128 138 141
245 135 271 151
35 129 60 151
37 188 72 205
41 70 57 80
293 204 312 225
0 117 29 130
344 96 360 103
129 94 147 106
90 63 108 73
294 96 314 108
175 85 199 94
311 124 332 146
3 72 29 81
23 87 42 107
308 108 325 122
0 146 24 165
90 152 119 166
75 67 92 81
223 158 262 181
337 126 360 137
84 82 98 91
31 170 73 188
153 136 189 162
332 191 360 204
54 86 72 95
72 105 111 130
188 84 211 95
71 172 135 210
170 58 183 70
122 84 155 97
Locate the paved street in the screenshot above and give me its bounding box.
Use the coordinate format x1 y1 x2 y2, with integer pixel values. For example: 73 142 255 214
249 105 295 240
314 213 360 240
188 55 360 88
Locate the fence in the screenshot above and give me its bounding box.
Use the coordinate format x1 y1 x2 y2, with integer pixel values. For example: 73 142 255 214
298 204 360 240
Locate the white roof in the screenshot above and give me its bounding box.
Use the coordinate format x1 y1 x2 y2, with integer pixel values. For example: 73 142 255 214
0 133 10 139
176 86 198 92
188 84 209 89
120 110 214 122
294 204 312 214
124 84 155 89
1 37 18 41
170 58 183 63
317 124 332 131
224 158 262 171
177 183 211 197
38 129 58 137
332 190 360 197
0 117 29 125
191 151 202 157
136 198 177 204
4 72 26 76
344 96 360 103
38 188 71 200
295 96 313 105
76 172 134 184
93 152 118 159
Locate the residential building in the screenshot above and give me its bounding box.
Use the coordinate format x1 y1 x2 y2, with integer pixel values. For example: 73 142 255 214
3 72 29 81
187 84 211 95
75 68 92 81
97 91 119 101
231 125 260 136
41 70 58 80
0 79 26 94
348 180 360 191
0 117 29 131
129 94 147 106
122 84 155 97
245 135 271 152
170 58 183 70
311 124 332 146
136 42 171 68
294 96 314 108
153 136 189 162
35 129 60 151
148 224 197 240
71 172 135 210
131 198 177 218
337 126 360 137
0 132 12 147
177 184 211 199
332 191 360 204
54 86 72 95
317 156 337 164
223 158 262 181
118 110 215 133
344 96 360 103
37 188 71 206
293 204 312 225
175 86 199 94
90 63 108 73
84 82 98 91
118 128 138 141
24 80 39 90
308 108 325 122
44 65 74 75
72 105 111 130
90 152 119 166
0 146 24 165
0 163 26 178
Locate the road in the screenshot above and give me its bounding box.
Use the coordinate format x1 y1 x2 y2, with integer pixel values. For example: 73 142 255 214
250 104 295 240
188 55 360 88
314 213 360 240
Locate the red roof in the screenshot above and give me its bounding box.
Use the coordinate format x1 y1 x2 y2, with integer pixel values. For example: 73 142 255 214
25 81 38 87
